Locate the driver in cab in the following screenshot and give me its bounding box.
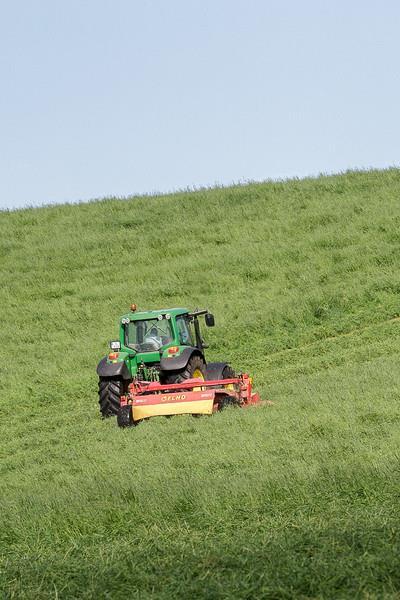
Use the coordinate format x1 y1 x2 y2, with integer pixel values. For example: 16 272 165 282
144 325 172 348
144 327 163 348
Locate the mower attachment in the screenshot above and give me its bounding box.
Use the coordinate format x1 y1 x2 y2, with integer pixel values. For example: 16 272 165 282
118 374 260 426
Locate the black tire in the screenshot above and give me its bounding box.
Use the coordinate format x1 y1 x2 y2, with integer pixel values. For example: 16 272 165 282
98 378 125 417
206 362 235 381
221 365 235 380
217 365 239 410
117 405 135 428
161 355 207 385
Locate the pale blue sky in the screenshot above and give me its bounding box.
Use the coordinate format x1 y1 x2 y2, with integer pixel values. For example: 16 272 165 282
0 0 399 210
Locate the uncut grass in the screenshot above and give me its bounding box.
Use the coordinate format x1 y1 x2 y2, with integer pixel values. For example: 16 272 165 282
1 168 400 598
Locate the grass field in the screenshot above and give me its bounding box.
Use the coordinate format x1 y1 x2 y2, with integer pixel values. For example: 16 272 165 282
1 168 400 599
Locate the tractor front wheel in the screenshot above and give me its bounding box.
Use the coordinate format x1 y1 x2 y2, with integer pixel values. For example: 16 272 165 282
98 377 125 417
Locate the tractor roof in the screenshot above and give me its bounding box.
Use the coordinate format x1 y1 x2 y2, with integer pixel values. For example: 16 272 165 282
120 307 189 321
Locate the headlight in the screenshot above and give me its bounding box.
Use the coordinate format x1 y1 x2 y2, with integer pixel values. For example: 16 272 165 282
110 340 121 350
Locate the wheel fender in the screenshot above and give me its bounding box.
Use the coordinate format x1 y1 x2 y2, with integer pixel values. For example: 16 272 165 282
206 362 232 380
160 347 204 372
96 357 131 380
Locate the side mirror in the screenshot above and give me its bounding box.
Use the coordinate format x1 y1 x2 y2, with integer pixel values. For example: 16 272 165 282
205 313 215 327
109 340 121 350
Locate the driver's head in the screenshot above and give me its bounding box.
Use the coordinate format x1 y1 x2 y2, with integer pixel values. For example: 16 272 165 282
150 327 158 336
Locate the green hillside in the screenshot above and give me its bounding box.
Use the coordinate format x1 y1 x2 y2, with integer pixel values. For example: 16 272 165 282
1 169 400 599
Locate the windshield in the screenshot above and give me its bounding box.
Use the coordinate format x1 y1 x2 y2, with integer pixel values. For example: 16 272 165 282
125 318 174 352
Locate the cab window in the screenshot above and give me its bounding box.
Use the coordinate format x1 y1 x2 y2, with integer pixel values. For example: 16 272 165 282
176 316 194 346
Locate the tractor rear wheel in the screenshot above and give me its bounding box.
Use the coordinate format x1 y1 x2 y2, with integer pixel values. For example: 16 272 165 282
161 355 206 385
98 377 124 417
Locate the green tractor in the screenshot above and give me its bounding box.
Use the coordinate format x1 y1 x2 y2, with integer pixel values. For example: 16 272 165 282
96 304 234 417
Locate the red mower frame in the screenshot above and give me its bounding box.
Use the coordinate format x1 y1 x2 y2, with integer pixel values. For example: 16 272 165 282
119 373 260 423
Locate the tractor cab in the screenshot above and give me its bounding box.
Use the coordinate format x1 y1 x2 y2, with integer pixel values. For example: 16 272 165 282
118 307 214 356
